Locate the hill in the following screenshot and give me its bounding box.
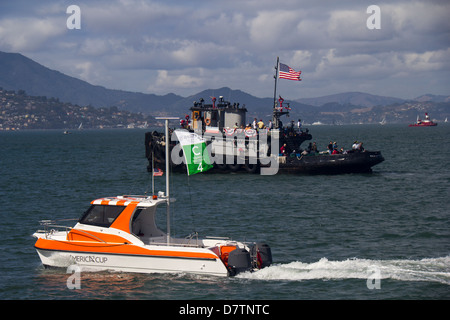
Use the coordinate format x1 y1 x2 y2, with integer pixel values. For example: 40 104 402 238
0 51 182 115
0 50 449 125
0 51 312 117
0 88 152 130
413 94 450 103
296 92 406 108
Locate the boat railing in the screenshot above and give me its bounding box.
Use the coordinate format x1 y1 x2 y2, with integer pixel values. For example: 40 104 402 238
146 240 205 248
37 219 112 243
142 234 242 249
184 231 199 246
37 219 77 237
142 234 203 248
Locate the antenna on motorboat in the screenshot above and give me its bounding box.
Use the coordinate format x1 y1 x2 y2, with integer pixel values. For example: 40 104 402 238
151 151 154 195
155 116 179 245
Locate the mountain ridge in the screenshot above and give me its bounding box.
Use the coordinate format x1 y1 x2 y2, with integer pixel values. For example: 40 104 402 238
295 91 407 108
1 50 449 124
0 51 183 115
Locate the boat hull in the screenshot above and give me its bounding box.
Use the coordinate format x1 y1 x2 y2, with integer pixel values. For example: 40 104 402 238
408 123 437 127
35 245 229 276
277 151 385 174
34 233 230 276
146 131 384 175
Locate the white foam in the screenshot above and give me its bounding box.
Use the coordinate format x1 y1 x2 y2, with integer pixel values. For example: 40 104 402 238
238 256 450 285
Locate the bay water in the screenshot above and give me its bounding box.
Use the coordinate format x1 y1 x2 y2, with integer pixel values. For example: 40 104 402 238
0 124 449 300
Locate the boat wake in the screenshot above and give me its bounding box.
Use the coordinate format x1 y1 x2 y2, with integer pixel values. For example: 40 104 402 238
237 256 450 285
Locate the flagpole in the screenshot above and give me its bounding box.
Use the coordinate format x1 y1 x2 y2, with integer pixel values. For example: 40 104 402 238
273 56 279 110
272 57 281 128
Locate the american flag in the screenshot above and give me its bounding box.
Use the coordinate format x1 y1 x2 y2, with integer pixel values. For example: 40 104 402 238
153 168 163 176
279 63 302 81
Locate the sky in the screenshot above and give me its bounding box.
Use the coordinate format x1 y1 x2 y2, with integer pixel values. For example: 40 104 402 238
0 0 449 100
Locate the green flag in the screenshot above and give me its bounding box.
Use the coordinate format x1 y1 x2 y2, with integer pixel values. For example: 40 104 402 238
174 130 213 175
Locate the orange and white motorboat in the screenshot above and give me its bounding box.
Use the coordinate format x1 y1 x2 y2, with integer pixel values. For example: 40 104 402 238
33 194 271 276
33 118 272 277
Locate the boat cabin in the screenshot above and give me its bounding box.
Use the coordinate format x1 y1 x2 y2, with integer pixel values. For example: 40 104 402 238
69 195 170 245
190 96 247 132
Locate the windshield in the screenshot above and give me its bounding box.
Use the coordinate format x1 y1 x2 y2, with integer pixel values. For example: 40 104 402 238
79 205 125 227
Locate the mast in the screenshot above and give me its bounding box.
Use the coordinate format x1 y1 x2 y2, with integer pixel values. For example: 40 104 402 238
272 57 288 129
155 116 179 245
273 56 279 110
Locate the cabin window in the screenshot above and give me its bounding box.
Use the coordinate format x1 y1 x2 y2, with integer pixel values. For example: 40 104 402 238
79 205 125 227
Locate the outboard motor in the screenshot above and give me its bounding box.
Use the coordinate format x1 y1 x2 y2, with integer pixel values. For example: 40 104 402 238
227 248 251 276
251 242 272 268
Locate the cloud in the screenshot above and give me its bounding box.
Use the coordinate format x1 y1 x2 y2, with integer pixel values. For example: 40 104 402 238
78 38 112 56
154 69 204 92
400 48 450 72
0 17 66 51
83 0 187 36
0 0 448 99
249 10 301 50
